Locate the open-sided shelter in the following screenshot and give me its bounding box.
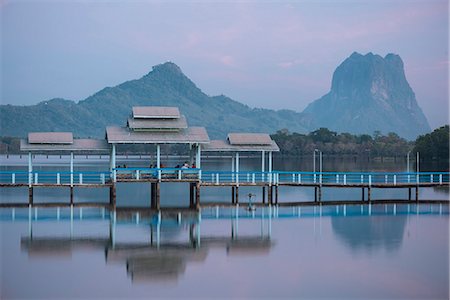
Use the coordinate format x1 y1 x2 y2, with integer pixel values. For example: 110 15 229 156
105 106 210 173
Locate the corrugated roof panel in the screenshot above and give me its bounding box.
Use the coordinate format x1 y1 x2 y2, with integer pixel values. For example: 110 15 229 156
202 139 279 152
21 139 109 152
128 115 188 130
28 132 73 144
132 106 180 119
227 133 273 145
106 126 210 144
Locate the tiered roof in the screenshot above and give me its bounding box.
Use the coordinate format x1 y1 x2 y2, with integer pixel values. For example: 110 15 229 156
106 106 210 144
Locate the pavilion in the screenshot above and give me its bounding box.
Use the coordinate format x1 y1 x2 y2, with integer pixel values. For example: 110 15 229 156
202 133 280 177
105 106 210 180
20 132 109 185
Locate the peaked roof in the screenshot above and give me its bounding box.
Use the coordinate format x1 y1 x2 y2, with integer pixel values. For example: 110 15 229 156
28 132 73 144
132 106 180 119
20 138 109 152
227 133 273 146
127 115 188 130
106 126 210 144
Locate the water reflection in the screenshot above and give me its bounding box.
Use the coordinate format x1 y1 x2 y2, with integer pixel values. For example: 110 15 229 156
331 206 407 252
20 212 273 283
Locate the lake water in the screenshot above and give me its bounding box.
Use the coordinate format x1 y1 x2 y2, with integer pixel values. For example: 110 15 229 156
1 155 449 299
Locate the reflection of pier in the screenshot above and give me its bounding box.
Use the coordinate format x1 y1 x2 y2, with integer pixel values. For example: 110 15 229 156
20 211 273 282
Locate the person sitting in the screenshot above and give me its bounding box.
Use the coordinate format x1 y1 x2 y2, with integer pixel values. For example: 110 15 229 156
175 164 180 168
181 162 189 169
191 163 196 168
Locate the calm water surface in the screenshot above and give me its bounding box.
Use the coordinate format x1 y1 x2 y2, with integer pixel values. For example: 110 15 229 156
1 155 449 299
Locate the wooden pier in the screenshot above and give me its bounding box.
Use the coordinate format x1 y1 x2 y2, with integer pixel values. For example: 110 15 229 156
0 168 448 209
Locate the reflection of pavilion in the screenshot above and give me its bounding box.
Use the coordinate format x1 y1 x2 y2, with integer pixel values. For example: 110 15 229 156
20 214 273 282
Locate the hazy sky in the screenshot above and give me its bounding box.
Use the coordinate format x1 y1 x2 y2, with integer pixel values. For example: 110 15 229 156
1 0 449 128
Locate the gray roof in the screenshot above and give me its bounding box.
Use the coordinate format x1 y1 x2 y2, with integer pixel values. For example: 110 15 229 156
21 139 110 152
106 126 210 144
202 139 279 152
28 132 73 144
127 115 188 130
132 106 180 119
227 133 273 146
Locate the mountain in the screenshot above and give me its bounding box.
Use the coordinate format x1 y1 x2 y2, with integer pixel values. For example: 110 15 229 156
303 52 430 140
0 62 311 139
0 53 431 140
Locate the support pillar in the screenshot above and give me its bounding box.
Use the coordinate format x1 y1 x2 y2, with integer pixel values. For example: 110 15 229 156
231 186 235 204
261 151 265 171
28 152 33 186
28 187 33 205
268 186 273 205
275 185 278 205
235 152 240 183
196 144 201 168
235 186 239 205
155 182 161 210
151 183 156 209
318 187 322 202
70 151 74 186
314 187 317 202
416 187 419 201
156 144 161 169
195 182 201 210
368 187 371 202
262 186 266 204
190 183 195 208
109 184 116 209
70 186 74 205
408 188 412 201
362 188 365 201
268 151 273 172
110 145 116 182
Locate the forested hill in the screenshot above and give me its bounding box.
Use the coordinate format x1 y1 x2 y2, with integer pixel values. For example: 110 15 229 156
0 62 311 139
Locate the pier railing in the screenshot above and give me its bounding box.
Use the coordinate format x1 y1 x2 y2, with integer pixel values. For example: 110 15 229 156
201 171 450 186
114 167 201 181
0 171 110 185
1 170 449 186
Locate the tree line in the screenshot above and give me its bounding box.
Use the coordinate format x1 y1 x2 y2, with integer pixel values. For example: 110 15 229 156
1 125 448 161
271 126 449 161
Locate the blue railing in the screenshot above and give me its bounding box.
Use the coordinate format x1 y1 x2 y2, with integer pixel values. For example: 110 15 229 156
0 171 110 185
113 167 201 181
201 171 450 185
0 169 448 186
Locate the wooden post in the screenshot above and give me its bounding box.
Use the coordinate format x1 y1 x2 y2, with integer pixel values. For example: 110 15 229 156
235 186 239 204
110 184 116 209
150 183 156 209
231 186 235 204
275 185 279 205
362 188 365 201
195 182 201 210
70 186 74 205
416 187 419 201
262 186 266 204
190 183 195 208
268 186 273 205
368 187 371 202
314 187 317 202
28 187 33 205
318 187 322 202
408 188 412 201
155 182 161 210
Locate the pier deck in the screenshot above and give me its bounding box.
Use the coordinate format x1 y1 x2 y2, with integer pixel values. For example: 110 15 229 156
0 169 448 209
